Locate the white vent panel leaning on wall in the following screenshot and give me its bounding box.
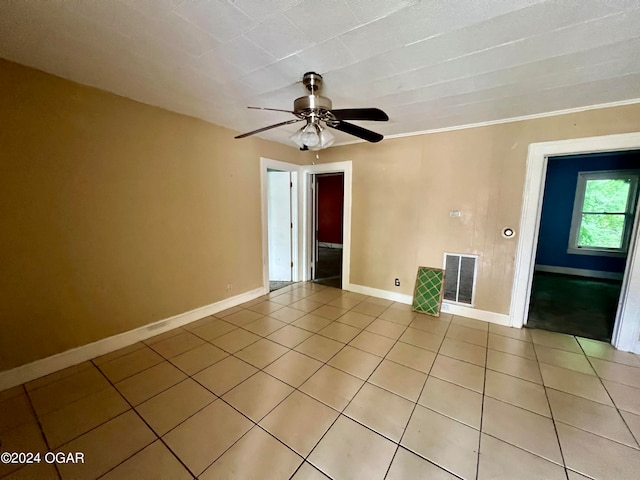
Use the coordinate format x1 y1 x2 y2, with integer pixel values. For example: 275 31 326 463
443 253 478 306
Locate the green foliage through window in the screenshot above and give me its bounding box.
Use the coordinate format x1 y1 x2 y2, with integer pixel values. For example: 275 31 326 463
578 214 624 248
576 176 634 250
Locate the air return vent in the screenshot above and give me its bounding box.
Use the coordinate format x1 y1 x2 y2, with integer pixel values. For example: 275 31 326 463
443 253 478 306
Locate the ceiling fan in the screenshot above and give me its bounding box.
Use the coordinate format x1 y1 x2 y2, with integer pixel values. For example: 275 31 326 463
234 71 389 150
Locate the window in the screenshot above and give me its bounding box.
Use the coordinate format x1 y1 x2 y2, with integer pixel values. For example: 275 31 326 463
568 170 639 255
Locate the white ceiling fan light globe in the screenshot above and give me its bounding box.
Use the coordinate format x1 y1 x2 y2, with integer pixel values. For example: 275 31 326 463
300 123 321 147
309 127 335 150
289 128 306 149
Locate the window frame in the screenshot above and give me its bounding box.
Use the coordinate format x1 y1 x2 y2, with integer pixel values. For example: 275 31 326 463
567 170 640 257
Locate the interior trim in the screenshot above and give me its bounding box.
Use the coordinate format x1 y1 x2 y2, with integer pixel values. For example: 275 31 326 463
335 98 640 146
0 286 267 391
511 132 640 353
345 283 509 326
301 161 353 288
260 157 301 292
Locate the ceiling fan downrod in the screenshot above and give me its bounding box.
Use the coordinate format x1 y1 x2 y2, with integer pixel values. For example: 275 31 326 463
302 71 323 93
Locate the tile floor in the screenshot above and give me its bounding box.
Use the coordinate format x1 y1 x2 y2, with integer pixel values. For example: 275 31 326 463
2 282 640 479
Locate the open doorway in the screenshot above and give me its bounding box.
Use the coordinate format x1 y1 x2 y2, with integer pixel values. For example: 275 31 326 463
527 151 640 341
267 169 294 292
261 158 299 294
511 133 640 353
301 161 352 290
311 173 344 288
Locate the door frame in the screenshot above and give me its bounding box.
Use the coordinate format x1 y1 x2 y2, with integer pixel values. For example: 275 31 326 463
510 132 640 352
301 161 353 288
260 157 301 292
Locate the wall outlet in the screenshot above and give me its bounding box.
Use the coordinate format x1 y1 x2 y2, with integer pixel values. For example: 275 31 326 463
394 278 400 287
441 302 450 312
226 283 233 292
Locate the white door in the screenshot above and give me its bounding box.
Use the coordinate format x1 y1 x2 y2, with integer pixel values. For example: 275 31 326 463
268 171 292 281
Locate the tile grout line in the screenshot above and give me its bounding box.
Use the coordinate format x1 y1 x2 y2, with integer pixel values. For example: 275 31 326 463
382 313 465 480
580 341 640 451
89 360 199 480
182 288 374 479
297 302 412 479
10 284 640 479
474 326 490 480
462 337 637 467
279 301 417 476
533 334 571 480
0 288 430 479
471 329 584 472
18 384 63 480
187 288 368 478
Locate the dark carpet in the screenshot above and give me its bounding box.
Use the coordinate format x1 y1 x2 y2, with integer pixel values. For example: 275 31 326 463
526 272 622 341
314 246 342 289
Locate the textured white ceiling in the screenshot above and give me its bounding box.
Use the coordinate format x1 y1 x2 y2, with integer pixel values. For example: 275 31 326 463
1 0 640 147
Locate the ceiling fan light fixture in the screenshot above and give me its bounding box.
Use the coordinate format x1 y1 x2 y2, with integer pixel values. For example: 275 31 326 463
300 122 321 148
309 126 335 151
289 125 307 149
289 120 334 150
237 71 388 145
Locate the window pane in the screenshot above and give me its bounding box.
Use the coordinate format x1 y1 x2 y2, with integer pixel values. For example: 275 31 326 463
582 178 630 213
578 214 625 248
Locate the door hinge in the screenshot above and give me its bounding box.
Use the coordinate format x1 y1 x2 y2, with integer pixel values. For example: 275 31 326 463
291 262 294 268
290 222 293 229
290 182 293 188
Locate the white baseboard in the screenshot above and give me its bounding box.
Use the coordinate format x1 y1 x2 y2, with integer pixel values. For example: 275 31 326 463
345 283 413 304
535 264 624 281
345 283 510 325
0 287 267 391
440 302 510 326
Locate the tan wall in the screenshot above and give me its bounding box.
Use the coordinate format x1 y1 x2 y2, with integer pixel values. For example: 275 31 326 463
0 59 301 371
316 104 640 315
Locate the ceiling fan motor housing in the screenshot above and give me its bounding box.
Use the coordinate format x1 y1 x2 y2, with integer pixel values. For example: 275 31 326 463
293 95 333 114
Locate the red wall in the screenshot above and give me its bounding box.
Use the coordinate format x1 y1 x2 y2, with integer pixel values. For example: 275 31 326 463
317 174 344 244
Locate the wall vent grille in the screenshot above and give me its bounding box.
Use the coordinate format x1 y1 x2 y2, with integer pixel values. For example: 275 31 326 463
443 253 478 306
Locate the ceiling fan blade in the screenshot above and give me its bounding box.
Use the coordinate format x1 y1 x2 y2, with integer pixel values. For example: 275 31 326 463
328 121 384 143
247 106 297 114
330 108 389 121
234 118 303 139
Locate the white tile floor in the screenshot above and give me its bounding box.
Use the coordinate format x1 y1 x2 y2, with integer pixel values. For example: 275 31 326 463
2 282 640 479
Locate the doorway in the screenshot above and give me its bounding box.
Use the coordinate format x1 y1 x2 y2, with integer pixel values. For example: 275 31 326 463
311 173 344 288
261 158 300 293
527 151 640 341
511 133 640 353
301 161 352 290
267 169 294 291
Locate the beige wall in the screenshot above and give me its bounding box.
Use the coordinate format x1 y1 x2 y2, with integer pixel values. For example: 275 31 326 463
2 56 640 372
316 104 640 315
0 59 301 371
